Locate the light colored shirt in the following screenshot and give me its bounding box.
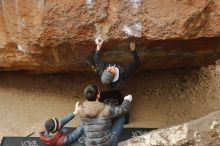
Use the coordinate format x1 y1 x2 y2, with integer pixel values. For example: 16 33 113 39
112 67 119 82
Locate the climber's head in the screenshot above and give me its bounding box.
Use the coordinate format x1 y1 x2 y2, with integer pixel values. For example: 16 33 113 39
101 65 117 85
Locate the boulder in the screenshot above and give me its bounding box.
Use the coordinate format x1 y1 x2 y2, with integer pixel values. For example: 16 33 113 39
119 110 220 146
0 0 220 72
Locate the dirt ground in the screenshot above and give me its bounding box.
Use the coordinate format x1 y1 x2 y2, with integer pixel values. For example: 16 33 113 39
0 65 220 140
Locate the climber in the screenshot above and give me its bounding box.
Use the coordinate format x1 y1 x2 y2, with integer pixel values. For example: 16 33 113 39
39 101 83 146
88 38 140 90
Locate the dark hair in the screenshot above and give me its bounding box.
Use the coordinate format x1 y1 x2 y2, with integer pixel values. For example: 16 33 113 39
84 84 99 101
44 118 59 133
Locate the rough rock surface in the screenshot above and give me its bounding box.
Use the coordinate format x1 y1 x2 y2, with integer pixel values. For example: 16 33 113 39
0 0 220 72
119 110 220 146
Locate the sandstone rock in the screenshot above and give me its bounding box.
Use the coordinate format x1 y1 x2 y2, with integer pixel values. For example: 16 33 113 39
119 110 220 146
0 0 220 72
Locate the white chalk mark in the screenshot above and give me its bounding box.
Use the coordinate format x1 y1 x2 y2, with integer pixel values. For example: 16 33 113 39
122 21 142 37
2 0 4 5
210 120 217 129
86 0 93 8
129 0 141 8
0 44 4 49
144 124 188 145
147 132 167 145
17 44 26 53
122 25 132 37
37 0 44 9
94 23 102 39
194 131 201 143
168 124 188 145
94 23 110 40
15 0 26 31
17 44 23 51
15 0 20 27
18 17 26 29
210 117 220 129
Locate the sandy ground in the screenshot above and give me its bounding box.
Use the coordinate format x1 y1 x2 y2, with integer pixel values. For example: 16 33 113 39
0 65 220 140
